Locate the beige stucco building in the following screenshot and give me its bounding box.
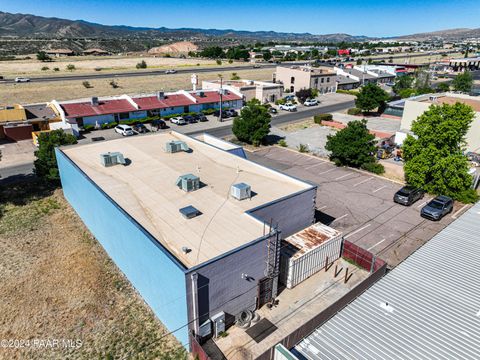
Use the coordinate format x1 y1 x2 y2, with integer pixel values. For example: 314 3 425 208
202 79 283 103
398 93 480 152
274 65 337 94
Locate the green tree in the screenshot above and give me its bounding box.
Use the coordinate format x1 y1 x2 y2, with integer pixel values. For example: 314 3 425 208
436 82 450 92
393 75 414 94
452 71 473 93
403 103 477 203
355 83 389 113
199 46 224 58
230 72 240 80
263 50 272 62
36 51 51 62
295 88 314 103
34 130 77 183
325 120 379 169
136 60 147 69
66 64 76 71
232 99 271 146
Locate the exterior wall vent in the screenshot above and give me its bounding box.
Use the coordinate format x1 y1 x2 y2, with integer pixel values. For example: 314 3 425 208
91 96 99 106
165 141 189 153
179 205 200 219
100 152 126 167
231 183 251 200
176 174 200 192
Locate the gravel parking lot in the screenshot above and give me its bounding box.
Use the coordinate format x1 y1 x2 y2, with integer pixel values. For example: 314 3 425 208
248 146 471 268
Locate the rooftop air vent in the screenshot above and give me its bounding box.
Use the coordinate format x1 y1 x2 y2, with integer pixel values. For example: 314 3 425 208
176 174 200 192
91 96 99 106
231 183 251 200
179 205 201 219
100 152 126 167
157 91 165 100
165 140 189 153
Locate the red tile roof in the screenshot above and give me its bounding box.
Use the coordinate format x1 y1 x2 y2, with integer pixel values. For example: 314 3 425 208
133 93 194 110
62 99 136 118
190 91 241 104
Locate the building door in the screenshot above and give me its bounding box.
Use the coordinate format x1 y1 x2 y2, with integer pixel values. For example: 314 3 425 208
184 105 189 113
257 277 273 308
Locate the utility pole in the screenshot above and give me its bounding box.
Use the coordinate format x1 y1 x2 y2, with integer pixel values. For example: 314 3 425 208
218 74 223 122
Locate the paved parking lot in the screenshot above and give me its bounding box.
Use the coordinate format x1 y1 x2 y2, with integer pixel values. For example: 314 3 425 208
248 146 471 268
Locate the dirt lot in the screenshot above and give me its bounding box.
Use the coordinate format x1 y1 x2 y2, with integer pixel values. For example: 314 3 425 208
0 68 275 104
0 55 222 77
0 181 186 360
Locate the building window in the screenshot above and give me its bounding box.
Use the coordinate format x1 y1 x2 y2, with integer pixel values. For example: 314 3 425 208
321 78 324 83
314 78 318 85
290 77 295 84
119 113 129 120
290 86 294 93
327 77 330 83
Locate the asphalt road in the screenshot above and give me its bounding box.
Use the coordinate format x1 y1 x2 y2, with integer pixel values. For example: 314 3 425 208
0 162 34 185
188 100 355 138
0 63 286 84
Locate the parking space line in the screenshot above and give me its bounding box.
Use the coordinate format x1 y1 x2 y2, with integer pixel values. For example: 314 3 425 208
331 214 348 223
452 204 469 219
344 223 371 239
372 185 387 193
353 177 374 187
318 168 336 175
367 238 386 251
305 162 328 170
335 173 352 180
417 201 428 208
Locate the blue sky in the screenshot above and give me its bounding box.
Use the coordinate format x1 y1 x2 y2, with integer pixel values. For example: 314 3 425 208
1 0 479 37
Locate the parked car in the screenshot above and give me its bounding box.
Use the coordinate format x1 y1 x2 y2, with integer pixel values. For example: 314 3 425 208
183 115 197 123
393 186 425 206
170 116 186 125
421 195 454 221
253 64 261 68
133 123 148 133
268 107 278 114
303 99 319 106
213 110 231 118
385 82 395 87
194 113 208 122
114 124 134 136
226 109 238 117
15 77 30 83
279 103 297 112
165 69 177 74
283 95 295 101
151 119 167 130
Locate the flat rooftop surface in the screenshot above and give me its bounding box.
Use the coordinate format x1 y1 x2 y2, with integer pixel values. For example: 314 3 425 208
61 132 311 268
423 95 480 112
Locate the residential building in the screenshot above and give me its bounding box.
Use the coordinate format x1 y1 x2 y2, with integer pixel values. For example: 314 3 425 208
274 65 337 94
0 103 60 141
289 201 480 360
396 93 480 152
45 48 74 57
202 79 283 103
56 131 317 347
336 75 360 90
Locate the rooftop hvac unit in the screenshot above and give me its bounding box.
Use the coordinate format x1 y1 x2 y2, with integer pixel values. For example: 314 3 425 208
179 205 201 219
100 152 126 167
231 183 251 200
157 91 165 100
91 96 99 106
165 140 190 153
176 173 200 192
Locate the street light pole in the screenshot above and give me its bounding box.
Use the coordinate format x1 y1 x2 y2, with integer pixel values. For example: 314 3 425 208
218 74 223 122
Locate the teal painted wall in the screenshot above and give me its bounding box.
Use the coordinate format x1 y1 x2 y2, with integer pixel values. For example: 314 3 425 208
56 149 189 346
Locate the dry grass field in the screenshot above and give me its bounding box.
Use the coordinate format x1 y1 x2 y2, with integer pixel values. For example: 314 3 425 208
0 181 186 360
0 68 275 104
0 55 224 77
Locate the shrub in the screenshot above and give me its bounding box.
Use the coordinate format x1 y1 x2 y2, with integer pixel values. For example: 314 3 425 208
337 89 359 96
228 59 233 64
109 79 119 88
297 143 309 153
231 72 240 80
101 122 118 129
314 114 333 124
347 108 362 115
66 64 76 71
278 139 287 147
361 162 385 174
83 124 95 131
41 66 49 71
216 59 222 65
94 67 102 71
36 51 51 62
82 81 92 89
201 108 216 115
53 67 60 72
275 98 286 105
136 60 147 69
455 188 479 204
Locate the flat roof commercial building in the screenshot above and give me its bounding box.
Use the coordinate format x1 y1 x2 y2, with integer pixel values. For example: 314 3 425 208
56 131 316 347
202 79 283 103
292 200 480 360
274 66 337 94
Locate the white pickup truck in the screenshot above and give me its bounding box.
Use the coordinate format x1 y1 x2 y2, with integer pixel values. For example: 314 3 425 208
279 103 297 112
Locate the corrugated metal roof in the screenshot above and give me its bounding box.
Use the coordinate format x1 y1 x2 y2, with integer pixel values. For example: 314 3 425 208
293 202 480 360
